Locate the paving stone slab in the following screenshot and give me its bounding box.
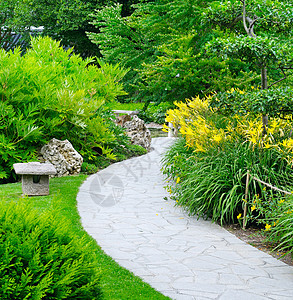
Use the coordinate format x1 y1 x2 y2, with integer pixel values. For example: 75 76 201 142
77 137 293 299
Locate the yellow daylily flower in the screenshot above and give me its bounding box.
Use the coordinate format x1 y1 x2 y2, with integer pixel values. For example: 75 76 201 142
265 224 271 231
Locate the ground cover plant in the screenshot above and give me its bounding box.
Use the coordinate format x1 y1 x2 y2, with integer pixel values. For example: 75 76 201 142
0 200 102 299
162 96 293 257
105 101 144 111
0 175 169 299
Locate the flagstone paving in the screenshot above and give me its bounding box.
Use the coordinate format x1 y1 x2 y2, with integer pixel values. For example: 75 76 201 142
77 137 293 300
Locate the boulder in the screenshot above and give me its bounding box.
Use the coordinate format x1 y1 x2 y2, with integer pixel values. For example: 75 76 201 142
123 115 151 150
40 138 83 177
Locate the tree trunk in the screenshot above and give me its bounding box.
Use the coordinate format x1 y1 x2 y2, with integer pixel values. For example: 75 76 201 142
261 67 268 135
261 68 268 89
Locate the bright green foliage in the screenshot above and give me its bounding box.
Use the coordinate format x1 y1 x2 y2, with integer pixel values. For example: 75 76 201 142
105 101 144 111
0 200 102 299
0 175 170 300
0 36 127 183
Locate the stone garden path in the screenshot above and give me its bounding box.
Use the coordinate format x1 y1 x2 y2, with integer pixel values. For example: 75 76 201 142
77 137 293 300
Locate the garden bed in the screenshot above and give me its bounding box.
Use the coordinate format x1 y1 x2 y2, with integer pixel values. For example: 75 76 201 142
224 224 293 266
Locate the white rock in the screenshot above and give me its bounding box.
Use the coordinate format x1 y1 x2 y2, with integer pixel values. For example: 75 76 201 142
123 115 151 150
40 138 83 177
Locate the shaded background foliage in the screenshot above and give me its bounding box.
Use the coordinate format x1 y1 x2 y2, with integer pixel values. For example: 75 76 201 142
0 0 144 57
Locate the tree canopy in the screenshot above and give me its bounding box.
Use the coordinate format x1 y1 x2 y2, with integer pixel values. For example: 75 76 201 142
1 0 143 57
207 0 293 121
89 0 278 104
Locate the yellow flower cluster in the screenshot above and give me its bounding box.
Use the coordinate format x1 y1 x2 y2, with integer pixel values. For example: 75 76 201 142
239 116 293 151
164 95 227 151
164 95 293 163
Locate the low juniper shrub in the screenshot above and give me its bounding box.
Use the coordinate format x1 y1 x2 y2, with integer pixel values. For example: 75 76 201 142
0 200 102 299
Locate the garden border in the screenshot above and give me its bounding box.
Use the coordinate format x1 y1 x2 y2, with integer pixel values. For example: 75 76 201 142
242 170 291 229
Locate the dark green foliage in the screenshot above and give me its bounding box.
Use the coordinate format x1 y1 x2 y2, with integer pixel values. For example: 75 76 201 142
138 102 175 124
88 3 160 102
0 200 102 299
9 0 109 57
211 87 293 118
162 138 293 224
0 36 127 183
0 1 20 50
88 0 260 104
3 0 144 57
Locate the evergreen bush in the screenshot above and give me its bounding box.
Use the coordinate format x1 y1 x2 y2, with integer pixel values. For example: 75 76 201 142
0 200 102 299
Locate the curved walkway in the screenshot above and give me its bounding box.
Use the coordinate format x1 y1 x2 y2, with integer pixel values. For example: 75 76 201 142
77 137 293 300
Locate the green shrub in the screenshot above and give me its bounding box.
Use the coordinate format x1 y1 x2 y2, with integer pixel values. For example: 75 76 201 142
267 197 293 256
100 109 147 160
81 162 99 174
162 96 293 225
0 200 102 299
0 36 127 183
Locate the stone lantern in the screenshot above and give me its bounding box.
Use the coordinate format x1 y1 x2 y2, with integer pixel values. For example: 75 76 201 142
13 162 57 196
